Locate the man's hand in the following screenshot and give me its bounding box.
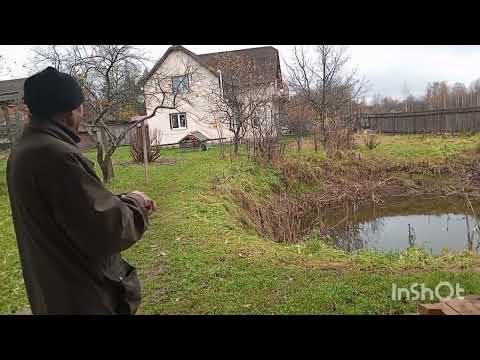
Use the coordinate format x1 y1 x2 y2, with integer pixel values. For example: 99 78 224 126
130 191 157 214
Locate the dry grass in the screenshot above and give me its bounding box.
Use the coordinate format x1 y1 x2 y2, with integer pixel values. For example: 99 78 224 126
324 127 355 156
362 130 381 150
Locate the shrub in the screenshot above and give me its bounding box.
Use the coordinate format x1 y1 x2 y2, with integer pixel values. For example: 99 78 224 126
130 127 162 163
363 130 381 150
324 123 355 156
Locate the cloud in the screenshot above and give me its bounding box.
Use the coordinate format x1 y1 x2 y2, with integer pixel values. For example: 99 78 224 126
348 45 480 99
3 45 480 100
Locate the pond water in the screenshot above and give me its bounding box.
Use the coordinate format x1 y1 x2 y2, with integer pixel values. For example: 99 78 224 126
322 196 480 255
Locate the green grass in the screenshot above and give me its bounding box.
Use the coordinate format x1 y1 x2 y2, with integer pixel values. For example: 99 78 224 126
357 133 480 162
0 159 28 314
1 136 480 314
286 133 480 163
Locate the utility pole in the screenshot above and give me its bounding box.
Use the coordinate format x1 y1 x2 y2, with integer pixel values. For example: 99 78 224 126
142 121 148 184
135 93 149 184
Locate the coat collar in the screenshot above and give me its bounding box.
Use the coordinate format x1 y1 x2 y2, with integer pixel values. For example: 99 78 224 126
28 117 81 146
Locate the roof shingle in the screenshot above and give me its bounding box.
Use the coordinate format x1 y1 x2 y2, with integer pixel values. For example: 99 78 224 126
0 78 26 103
198 46 281 84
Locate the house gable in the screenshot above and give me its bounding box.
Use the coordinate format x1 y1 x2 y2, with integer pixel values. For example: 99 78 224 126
139 45 219 88
140 45 282 89
142 47 220 114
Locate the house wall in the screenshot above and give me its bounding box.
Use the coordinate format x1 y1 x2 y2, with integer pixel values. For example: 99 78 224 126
144 50 232 145
144 49 284 145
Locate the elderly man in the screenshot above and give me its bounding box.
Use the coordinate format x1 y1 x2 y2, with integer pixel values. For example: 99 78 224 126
6 67 156 315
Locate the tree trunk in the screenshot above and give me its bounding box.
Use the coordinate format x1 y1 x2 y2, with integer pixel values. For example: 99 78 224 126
233 134 240 154
99 156 115 183
297 136 303 152
320 117 329 152
96 129 115 183
313 130 319 153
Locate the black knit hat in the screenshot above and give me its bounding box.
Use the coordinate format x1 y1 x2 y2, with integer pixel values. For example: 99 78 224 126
24 67 85 118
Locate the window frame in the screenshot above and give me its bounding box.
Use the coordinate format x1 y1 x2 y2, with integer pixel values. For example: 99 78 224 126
171 74 190 95
169 112 188 130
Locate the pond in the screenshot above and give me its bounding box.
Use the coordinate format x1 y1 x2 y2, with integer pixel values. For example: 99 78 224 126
322 195 480 255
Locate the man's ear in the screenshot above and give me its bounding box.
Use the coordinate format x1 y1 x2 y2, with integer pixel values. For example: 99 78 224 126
63 111 75 127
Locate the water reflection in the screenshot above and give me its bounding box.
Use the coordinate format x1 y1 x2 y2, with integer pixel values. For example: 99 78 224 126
321 196 480 255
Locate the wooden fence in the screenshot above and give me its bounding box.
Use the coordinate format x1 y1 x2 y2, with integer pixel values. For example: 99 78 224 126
361 107 480 134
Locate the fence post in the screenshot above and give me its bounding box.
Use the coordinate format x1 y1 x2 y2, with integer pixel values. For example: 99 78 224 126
142 122 149 184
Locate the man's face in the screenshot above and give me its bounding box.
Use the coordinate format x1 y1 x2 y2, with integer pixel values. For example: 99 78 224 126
66 103 84 134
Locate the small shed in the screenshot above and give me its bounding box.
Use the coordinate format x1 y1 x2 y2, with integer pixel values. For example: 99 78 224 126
0 78 27 148
179 131 209 151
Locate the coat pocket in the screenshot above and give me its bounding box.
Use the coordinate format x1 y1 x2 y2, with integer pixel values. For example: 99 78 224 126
120 265 142 315
104 261 142 315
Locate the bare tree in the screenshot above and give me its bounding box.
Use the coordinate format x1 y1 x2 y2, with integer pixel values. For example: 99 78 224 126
0 54 12 78
30 45 195 182
285 45 368 153
248 95 286 162
285 95 313 151
130 128 162 163
204 53 276 155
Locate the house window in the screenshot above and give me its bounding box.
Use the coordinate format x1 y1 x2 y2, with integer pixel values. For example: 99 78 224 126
172 75 190 94
252 117 260 127
170 113 187 130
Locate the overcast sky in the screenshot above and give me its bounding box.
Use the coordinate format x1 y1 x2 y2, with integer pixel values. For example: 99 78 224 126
2 45 480 102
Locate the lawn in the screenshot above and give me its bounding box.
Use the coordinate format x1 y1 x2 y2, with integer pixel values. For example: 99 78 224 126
1 134 480 314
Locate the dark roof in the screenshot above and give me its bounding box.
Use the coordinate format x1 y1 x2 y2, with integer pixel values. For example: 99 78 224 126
180 131 209 142
140 45 281 86
198 46 281 83
0 78 26 103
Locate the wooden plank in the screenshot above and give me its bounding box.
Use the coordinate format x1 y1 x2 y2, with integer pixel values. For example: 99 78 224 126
418 303 459 315
464 296 480 311
440 303 461 315
442 299 480 315
418 303 445 315
460 302 480 315
471 302 480 310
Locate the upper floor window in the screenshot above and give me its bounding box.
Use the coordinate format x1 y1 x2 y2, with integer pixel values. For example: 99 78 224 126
170 112 187 130
172 75 190 94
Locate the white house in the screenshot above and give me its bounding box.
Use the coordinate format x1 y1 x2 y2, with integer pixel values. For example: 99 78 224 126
139 45 286 145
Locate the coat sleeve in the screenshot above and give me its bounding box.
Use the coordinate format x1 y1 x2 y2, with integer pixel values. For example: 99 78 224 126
40 151 149 258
